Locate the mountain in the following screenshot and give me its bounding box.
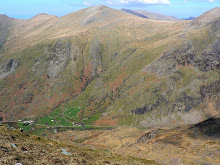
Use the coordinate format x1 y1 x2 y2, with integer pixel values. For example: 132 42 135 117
122 8 182 21
0 14 15 48
189 7 220 29
0 6 219 127
183 16 196 20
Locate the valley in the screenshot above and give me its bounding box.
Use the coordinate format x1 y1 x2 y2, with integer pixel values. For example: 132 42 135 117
0 4 219 164
1 115 219 164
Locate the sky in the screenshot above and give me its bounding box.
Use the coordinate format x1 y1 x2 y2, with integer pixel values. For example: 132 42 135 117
0 0 219 19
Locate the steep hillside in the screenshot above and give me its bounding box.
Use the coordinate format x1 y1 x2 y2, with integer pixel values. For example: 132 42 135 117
0 6 219 127
122 9 182 21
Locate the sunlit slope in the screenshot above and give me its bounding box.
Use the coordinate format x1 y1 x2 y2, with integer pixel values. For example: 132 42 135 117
0 6 219 126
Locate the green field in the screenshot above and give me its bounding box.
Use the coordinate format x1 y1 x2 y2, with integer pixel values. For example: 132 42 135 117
36 106 100 126
37 106 81 126
17 122 32 131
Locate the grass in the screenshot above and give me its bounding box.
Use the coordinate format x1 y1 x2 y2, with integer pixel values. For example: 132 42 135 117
36 106 84 126
64 107 81 117
61 119 73 126
37 116 54 125
29 129 45 136
50 108 61 117
82 113 101 125
17 122 32 131
36 105 104 127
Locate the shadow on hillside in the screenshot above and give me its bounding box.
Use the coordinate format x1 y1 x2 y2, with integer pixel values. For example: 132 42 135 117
189 116 220 139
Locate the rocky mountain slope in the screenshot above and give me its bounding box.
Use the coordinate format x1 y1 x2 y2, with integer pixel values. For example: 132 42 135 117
53 115 220 165
0 5 219 127
0 124 155 164
122 8 182 21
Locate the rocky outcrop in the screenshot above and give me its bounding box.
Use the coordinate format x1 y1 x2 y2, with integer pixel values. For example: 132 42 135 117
0 59 19 79
172 94 201 112
143 50 177 77
200 80 220 100
47 39 71 79
137 129 162 143
89 39 102 78
144 36 220 77
134 96 166 115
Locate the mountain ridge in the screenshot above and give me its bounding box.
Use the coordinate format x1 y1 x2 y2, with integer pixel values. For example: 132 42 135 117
122 8 182 21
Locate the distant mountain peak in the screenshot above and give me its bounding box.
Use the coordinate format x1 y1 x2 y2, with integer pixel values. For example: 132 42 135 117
0 14 14 23
95 4 109 8
84 5 110 12
36 13 49 16
183 17 195 20
63 5 132 26
31 13 57 20
0 14 9 17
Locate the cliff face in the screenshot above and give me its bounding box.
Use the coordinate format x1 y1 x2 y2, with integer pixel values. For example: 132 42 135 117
0 6 219 126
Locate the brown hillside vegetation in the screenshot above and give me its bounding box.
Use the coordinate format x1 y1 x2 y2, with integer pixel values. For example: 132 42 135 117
0 124 157 165
53 116 220 165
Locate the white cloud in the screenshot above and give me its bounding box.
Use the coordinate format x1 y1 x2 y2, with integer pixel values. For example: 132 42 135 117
83 0 171 6
185 0 215 2
83 1 91 6
118 0 171 5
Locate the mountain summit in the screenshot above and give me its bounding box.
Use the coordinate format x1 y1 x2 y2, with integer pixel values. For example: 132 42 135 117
189 7 220 28
61 5 134 27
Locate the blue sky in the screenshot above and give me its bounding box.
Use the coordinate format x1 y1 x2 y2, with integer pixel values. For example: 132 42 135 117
0 0 219 19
